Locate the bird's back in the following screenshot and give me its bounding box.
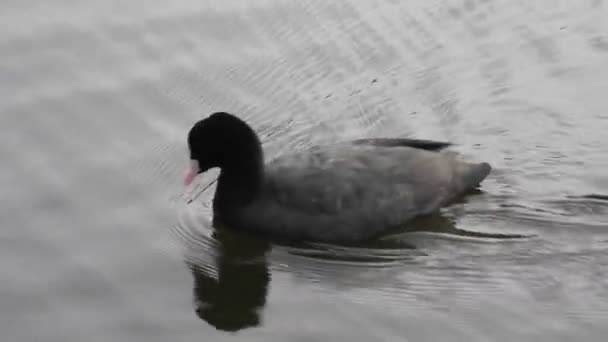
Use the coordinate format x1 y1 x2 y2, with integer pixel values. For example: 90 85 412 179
227 142 490 243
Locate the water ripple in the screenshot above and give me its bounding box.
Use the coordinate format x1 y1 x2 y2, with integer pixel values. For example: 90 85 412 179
4 0 608 340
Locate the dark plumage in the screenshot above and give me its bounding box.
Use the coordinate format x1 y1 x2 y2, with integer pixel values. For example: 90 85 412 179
185 112 492 243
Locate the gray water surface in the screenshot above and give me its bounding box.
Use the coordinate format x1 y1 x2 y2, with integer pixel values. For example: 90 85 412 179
2 1 608 341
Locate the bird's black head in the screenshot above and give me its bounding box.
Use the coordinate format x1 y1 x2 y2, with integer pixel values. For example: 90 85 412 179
184 112 263 186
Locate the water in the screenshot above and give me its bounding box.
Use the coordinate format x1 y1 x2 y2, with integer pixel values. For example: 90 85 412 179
2 0 608 340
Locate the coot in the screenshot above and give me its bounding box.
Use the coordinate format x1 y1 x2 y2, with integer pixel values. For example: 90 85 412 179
185 112 491 243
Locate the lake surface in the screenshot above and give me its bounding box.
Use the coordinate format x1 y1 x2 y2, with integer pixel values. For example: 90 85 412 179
2 0 608 341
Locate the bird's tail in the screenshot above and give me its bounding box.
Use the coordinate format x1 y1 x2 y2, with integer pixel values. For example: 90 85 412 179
462 162 492 190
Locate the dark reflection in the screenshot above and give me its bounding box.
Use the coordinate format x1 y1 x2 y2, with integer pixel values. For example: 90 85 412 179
183 206 528 332
187 228 271 332
393 213 530 239
574 193 608 201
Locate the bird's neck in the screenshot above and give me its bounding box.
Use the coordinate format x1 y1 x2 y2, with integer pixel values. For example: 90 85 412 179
213 152 264 214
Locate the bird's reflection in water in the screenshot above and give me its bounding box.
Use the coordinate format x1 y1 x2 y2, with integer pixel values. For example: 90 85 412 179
183 207 528 332
187 228 271 332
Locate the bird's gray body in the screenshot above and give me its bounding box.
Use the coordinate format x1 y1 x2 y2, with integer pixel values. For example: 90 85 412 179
218 139 491 243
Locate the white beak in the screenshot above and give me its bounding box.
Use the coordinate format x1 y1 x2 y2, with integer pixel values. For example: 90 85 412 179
184 159 200 186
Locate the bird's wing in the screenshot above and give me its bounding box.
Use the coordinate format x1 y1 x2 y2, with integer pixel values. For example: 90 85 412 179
350 138 452 151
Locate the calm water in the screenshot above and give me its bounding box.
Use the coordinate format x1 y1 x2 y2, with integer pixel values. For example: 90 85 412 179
2 0 608 341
